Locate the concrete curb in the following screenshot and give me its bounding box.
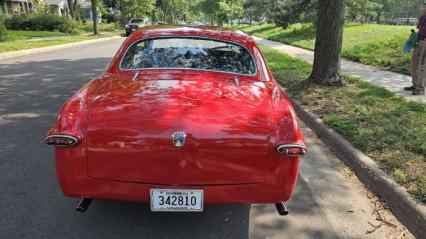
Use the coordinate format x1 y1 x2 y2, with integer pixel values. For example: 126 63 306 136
0 36 123 60
291 99 426 238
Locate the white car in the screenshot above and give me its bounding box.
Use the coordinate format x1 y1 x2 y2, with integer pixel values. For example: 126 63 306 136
125 18 149 36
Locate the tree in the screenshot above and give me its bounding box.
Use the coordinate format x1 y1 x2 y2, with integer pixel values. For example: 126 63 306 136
90 0 99 35
121 0 156 18
309 0 346 86
346 0 379 22
272 0 316 28
229 0 244 26
66 0 79 19
244 0 272 25
156 0 189 23
372 0 395 23
200 0 219 24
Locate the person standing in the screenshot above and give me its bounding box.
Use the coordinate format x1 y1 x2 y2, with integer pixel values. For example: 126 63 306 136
406 7 426 95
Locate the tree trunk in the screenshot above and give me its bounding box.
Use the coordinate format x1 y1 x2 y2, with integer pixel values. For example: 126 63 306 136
73 0 78 19
376 9 382 24
309 0 346 86
67 0 75 18
90 0 99 35
66 0 79 19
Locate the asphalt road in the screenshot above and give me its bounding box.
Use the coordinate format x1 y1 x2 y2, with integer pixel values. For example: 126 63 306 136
0 38 414 239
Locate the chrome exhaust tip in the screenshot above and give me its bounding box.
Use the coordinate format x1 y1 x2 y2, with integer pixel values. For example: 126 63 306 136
76 198 93 212
275 202 289 216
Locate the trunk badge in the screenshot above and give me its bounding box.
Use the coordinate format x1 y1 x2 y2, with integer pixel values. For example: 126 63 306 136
171 132 187 147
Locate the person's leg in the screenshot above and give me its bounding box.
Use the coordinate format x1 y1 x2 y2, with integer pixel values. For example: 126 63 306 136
415 40 426 94
408 44 420 91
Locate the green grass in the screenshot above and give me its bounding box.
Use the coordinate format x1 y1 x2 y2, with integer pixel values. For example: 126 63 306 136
235 23 413 75
261 45 426 203
0 31 120 53
80 22 120 32
5 30 68 41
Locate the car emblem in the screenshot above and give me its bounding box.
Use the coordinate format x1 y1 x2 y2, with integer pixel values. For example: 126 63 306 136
171 132 187 147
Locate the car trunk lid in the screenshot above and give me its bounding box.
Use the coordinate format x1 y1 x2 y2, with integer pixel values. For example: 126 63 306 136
86 72 271 185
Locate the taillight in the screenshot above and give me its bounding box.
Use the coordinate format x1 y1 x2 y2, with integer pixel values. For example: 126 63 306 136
45 135 79 147
276 144 307 157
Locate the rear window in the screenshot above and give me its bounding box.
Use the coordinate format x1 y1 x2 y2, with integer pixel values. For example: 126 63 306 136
120 38 257 75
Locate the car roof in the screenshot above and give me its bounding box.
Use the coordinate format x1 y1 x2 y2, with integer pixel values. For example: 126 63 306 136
127 25 255 47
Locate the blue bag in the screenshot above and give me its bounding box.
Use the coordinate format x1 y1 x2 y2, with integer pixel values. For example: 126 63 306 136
403 30 419 54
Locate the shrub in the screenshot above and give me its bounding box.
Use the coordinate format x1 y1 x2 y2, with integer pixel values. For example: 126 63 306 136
0 17 7 41
5 13 80 34
5 14 31 30
80 22 118 32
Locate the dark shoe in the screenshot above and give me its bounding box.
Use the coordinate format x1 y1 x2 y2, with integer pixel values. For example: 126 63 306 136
412 90 425 95
404 86 415 91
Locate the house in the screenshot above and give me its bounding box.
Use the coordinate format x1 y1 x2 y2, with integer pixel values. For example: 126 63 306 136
0 0 98 23
78 0 97 23
0 0 42 14
43 0 69 16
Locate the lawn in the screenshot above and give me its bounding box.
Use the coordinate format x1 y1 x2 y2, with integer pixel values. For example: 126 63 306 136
235 23 413 75
5 30 68 41
0 30 120 53
79 22 120 33
260 45 426 203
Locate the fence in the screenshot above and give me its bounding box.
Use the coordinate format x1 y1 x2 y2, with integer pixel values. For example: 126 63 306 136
396 18 418 26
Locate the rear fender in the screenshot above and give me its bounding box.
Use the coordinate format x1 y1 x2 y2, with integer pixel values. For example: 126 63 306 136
266 86 306 199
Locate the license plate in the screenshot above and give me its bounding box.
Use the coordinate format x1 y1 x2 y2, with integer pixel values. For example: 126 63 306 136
132 28 136 31
150 189 203 212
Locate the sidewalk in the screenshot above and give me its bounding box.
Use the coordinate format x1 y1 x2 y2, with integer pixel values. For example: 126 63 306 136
252 36 426 103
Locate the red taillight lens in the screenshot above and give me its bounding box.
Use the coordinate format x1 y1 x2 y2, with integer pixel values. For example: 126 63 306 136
276 144 307 157
45 135 78 147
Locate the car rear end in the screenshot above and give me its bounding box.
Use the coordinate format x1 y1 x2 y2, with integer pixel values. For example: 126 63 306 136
46 26 306 213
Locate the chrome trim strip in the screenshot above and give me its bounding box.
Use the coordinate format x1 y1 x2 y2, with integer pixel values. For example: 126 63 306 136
276 144 307 155
131 71 140 81
118 36 259 77
233 75 240 86
45 134 79 147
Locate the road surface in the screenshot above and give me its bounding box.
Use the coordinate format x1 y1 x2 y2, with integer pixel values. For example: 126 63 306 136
0 38 413 239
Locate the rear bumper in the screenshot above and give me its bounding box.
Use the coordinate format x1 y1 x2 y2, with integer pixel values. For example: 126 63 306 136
54 146 300 204
60 179 296 204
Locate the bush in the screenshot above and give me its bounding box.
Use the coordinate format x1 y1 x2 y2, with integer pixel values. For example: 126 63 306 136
5 14 31 30
0 17 7 41
5 13 80 34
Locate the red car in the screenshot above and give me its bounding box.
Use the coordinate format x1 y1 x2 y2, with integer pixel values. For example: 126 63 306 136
45 25 307 214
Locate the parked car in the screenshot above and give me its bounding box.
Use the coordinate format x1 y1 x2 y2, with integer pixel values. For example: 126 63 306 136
45 25 307 214
125 18 148 36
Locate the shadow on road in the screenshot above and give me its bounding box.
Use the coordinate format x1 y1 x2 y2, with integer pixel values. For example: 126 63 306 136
1 57 346 239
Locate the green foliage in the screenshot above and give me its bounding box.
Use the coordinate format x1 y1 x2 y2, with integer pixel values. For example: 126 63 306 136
80 22 119 32
199 0 244 25
0 16 7 42
271 0 317 28
394 169 408 183
155 0 190 23
244 0 272 23
121 0 155 18
346 0 381 21
260 45 426 203
4 13 80 34
245 0 426 26
235 23 412 75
